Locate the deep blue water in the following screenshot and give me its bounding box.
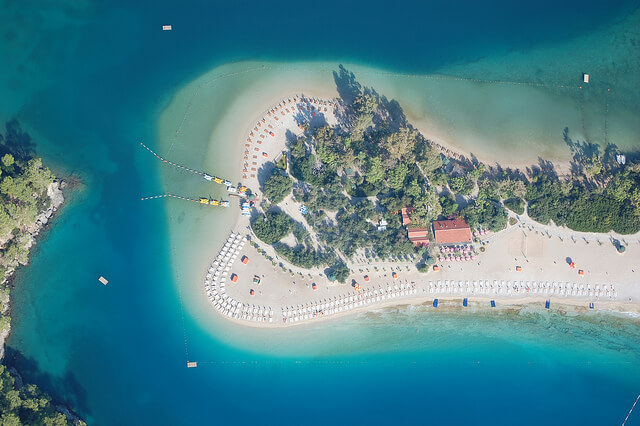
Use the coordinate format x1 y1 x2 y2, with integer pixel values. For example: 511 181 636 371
2 0 640 424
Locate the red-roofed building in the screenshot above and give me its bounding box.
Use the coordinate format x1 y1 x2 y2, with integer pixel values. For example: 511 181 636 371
432 218 472 245
401 207 413 226
407 227 429 246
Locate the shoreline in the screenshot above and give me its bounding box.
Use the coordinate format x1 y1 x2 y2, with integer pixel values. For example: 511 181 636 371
154 62 640 337
198 92 640 329
0 177 70 360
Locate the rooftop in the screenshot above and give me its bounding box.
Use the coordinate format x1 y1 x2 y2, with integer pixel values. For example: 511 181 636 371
433 218 472 244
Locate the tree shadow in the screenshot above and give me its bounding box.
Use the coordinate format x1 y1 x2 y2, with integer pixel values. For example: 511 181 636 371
332 64 362 105
0 120 36 161
563 127 601 175
4 346 88 418
536 157 558 178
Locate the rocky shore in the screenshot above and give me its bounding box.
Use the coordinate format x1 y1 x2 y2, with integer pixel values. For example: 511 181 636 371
0 179 66 360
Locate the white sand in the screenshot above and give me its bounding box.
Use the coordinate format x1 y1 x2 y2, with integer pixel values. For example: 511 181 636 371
154 61 640 337
199 92 640 328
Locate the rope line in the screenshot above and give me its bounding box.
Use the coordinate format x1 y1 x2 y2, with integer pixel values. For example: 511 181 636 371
174 259 191 366
622 393 640 426
140 142 205 176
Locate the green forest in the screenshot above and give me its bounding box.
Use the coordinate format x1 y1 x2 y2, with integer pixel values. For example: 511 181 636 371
251 66 640 279
0 122 56 285
0 122 81 425
0 365 83 426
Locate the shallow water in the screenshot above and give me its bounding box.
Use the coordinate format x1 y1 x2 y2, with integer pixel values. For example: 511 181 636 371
2 0 640 424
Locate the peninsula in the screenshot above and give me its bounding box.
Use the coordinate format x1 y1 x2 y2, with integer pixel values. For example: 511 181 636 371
160 67 640 327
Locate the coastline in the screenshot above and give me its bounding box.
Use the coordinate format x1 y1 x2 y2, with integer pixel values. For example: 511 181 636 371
196 91 640 329
0 178 67 360
155 61 640 343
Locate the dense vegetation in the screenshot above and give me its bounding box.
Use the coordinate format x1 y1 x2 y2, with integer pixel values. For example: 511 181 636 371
0 122 56 284
503 197 525 215
526 169 640 234
251 211 293 245
262 170 292 204
250 66 640 280
0 365 83 426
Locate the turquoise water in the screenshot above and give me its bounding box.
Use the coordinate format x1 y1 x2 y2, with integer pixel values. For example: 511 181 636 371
2 0 640 424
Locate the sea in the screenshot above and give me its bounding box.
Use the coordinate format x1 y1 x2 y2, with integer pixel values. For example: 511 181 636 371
1 0 640 424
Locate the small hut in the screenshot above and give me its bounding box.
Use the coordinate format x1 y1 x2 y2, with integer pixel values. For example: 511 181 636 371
516 266 522 272
241 255 249 264
231 273 239 283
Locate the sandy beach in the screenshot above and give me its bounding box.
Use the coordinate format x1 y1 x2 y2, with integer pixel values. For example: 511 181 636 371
196 92 640 328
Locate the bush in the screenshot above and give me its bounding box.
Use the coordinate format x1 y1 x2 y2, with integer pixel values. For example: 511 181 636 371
251 211 293 244
262 171 292 204
326 262 350 283
504 197 525 215
274 243 332 268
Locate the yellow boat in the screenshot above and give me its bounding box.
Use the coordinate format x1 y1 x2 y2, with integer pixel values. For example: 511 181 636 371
200 198 209 204
238 186 248 193
213 177 223 184
210 199 220 206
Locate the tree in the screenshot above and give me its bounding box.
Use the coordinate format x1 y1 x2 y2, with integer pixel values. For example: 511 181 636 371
503 198 525 215
387 162 408 190
354 199 377 221
411 188 442 226
497 178 526 199
381 128 419 163
328 262 350 283
416 142 442 174
251 211 293 244
405 179 422 200
584 154 603 178
1 154 14 168
448 176 465 194
439 195 458 217
262 171 292 204
365 157 384 185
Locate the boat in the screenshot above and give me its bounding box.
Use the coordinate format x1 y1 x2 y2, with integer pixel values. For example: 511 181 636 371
227 186 237 193
220 200 230 207
162 25 172 31
213 177 223 184
203 174 213 181
200 198 209 204
223 180 232 186
238 186 248 193
210 199 220 206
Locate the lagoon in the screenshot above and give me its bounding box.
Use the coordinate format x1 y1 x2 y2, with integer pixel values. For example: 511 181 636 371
2 0 640 424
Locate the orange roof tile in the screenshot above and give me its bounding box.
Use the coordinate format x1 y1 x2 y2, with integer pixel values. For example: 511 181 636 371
433 218 472 244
